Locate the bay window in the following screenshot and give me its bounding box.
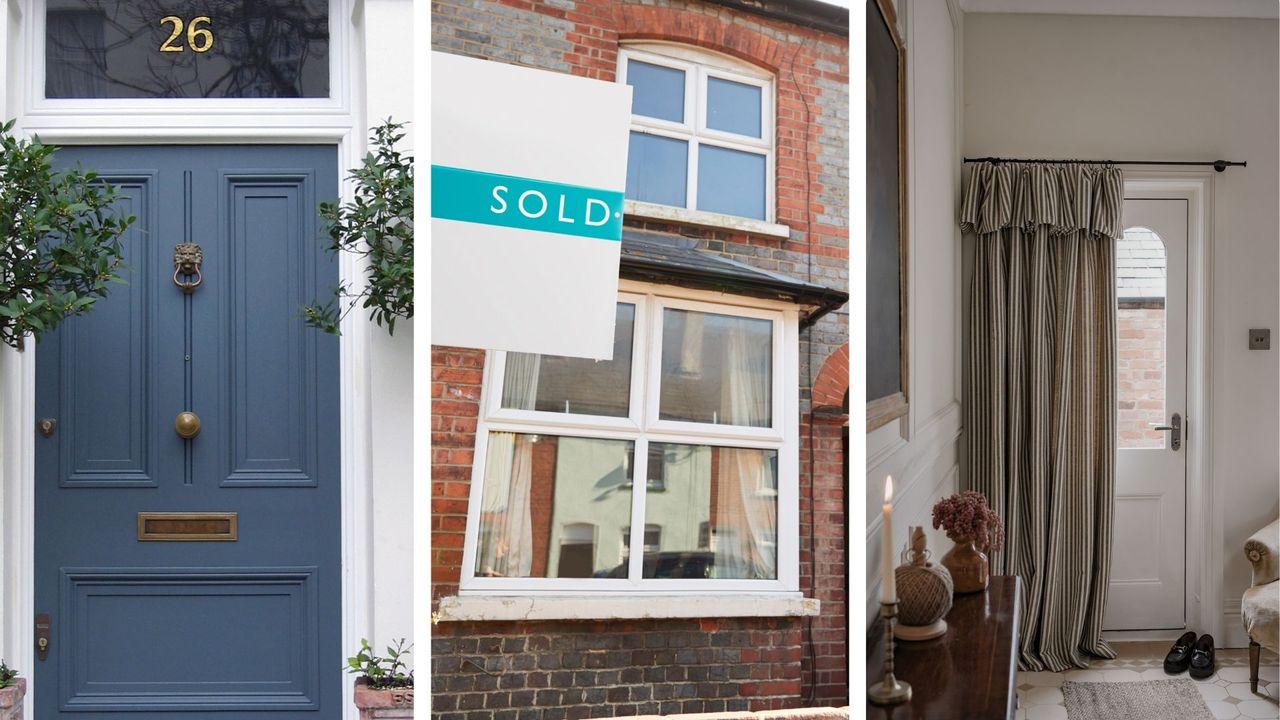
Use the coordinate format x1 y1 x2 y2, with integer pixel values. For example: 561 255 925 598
461 285 799 594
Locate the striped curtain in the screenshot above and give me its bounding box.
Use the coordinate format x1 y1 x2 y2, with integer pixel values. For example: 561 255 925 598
960 162 1122 672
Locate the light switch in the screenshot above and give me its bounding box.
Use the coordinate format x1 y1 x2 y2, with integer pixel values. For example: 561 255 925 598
1249 328 1270 350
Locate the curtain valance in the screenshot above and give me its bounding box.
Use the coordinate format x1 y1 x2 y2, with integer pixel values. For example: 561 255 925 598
959 162 1124 239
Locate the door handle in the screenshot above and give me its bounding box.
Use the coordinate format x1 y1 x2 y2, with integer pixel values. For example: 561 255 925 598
175 411 201 439
1152 412 1182 451
35 613 50 661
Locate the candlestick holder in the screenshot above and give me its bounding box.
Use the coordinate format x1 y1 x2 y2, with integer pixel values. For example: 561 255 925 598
868 601 912 705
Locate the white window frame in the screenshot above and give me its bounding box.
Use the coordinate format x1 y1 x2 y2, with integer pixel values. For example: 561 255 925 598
459 280 801 595
618 43 781 234
21 0 352 128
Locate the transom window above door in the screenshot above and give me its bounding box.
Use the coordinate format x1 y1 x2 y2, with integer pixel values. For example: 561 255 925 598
43 0 330 99
619 44 775 222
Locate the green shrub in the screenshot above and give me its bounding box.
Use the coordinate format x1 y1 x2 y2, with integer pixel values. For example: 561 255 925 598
0 119 135 350
346 637 412 689
304 119 413 336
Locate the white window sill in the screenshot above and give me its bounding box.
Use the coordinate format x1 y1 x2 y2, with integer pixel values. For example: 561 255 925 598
434 594 820 622
625 201 792 240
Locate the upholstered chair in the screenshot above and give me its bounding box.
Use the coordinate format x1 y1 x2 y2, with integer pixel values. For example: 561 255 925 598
1243 518 1280 693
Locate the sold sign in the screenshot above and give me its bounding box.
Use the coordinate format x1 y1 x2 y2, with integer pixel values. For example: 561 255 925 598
431 51 632 359
431 166 623 241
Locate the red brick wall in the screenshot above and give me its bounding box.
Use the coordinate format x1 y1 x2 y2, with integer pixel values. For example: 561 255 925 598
1117 304 1166 448
432 345 486 598
799 343 849 705
431 618 805 716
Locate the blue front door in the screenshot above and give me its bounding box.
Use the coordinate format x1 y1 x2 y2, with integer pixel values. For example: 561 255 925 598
35 146 342 718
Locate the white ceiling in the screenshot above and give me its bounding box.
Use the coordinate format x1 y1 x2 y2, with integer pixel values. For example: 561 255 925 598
958 0 1278 20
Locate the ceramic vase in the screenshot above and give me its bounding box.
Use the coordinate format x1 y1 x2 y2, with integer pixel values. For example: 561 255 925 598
941 536 988 593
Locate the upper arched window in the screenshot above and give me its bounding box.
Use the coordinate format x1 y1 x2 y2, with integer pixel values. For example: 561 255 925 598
618 43 775 222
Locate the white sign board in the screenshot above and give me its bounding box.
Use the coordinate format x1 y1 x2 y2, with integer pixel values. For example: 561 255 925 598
431 52 633 359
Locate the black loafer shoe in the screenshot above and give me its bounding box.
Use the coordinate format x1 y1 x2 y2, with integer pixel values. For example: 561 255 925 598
1189 634 1216 679
1163 631 1198 673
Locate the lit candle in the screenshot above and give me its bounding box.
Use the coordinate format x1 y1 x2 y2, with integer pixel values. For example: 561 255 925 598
882 476 896 603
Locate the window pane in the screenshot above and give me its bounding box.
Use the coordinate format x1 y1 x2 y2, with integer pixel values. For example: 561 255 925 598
501 303 634 417
642 444 778 580
626 133 688 208
475 434 634 579
696 145 766 220
1116 227 1168 450
659 309 772 427
626 60 685 123
706 77 762 138
46 0 330 99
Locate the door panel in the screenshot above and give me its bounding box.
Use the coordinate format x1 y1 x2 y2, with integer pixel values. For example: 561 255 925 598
1104 197 1188 631
218 175 322 486
57 176 166 488
35 146 340 719
60 568 319 711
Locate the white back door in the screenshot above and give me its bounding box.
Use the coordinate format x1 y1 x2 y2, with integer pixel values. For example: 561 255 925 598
1104 197 1189 631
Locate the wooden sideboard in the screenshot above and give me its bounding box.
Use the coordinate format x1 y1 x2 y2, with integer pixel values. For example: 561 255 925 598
866 575 1021 720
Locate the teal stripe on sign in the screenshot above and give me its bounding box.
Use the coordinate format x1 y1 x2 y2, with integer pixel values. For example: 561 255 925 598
431 165 624 241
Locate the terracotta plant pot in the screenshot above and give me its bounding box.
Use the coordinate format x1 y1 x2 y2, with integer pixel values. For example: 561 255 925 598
942 536 989 593
0 678 27 720
354 677 413 719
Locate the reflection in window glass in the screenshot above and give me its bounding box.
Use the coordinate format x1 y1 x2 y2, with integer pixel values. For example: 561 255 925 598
626 60 685 123
706 77 762 137
660 309 772 427
642 443 777 579
621 524 662 561
626 133 689 208
45 0 329 99
1115 226 1167 450
502 304 635 417
475 434 634 579
696 145 766 220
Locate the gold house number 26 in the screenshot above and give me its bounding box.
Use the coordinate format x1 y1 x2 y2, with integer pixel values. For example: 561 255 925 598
159 16 214 53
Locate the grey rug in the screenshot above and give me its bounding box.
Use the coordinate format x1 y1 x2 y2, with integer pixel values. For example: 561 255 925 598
1063 679 1213 720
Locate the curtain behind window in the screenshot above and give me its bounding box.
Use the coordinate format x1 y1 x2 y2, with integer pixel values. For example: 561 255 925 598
714 318 777 579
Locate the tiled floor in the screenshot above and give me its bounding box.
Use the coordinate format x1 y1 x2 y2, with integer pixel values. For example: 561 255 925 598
1015 641 1280 719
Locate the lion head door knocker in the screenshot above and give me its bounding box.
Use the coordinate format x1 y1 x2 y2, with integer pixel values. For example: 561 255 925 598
173 243 203 294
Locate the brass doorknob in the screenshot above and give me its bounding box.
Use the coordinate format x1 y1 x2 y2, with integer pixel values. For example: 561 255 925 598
175 411 201 439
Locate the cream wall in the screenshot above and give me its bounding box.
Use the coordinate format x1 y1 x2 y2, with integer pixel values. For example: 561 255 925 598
865 0 965 623
964 12 1280 646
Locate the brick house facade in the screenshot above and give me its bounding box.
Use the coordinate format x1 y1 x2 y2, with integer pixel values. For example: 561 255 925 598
431 1 849 716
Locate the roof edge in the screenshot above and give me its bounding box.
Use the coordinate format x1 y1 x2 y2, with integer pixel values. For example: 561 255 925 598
699 0 850 37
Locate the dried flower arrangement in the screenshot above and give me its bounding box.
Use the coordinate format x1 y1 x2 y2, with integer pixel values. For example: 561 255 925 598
932 491 1005 554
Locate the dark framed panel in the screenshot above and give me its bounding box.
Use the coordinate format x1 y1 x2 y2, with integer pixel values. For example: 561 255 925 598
866 0 908 431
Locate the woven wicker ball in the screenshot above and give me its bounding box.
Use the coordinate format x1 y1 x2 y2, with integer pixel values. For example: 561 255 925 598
896 562 954 626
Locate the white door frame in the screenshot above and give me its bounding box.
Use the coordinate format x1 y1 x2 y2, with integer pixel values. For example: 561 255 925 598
1103 171 1218 644
0 2 374 718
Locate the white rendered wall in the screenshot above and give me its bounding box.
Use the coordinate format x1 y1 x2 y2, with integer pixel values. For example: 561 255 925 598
363 0 416 667
0 1 25 673
865 0 965 624
964 13 1280 646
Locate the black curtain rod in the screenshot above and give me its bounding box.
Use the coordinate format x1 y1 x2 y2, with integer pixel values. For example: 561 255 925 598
963 157 1246 173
